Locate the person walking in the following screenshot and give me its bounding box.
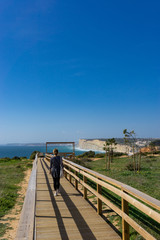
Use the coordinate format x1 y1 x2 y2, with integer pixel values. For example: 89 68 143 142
49 148 63 196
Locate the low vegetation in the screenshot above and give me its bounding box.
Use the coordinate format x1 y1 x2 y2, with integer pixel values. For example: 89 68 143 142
30 151 40 159
77 150 96 158
0 157 33 237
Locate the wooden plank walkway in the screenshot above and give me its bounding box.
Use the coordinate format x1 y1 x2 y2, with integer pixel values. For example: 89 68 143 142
36 158 121 240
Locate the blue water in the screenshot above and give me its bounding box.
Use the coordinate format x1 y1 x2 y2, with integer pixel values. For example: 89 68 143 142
0 145 97 158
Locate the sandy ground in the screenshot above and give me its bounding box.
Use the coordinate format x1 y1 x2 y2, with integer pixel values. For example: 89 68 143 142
0 168 32 240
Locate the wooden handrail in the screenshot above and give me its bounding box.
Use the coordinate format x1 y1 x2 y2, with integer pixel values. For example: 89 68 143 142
62 158 160 240
15 155 37 240
64 167 156 240
63 161 160 223
45 154 160 240
62 158 160 211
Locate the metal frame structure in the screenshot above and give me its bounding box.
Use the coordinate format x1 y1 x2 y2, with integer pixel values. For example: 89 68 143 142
45 142 75 155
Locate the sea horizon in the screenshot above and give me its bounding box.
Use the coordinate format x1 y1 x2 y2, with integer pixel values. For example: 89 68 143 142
0 144 104 159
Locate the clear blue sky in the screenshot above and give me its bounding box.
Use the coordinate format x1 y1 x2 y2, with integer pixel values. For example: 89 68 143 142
0 0 160 144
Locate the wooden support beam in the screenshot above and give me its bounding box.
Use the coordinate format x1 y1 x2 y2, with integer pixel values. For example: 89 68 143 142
83 176 87 199
97 182 102 215
69 167 72 183
64 169 67 179
122 190 129 240
75 171 78 190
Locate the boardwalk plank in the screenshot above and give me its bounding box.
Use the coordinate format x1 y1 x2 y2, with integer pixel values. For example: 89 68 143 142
36 158 121 240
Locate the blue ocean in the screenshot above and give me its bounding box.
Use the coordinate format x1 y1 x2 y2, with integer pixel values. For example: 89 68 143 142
0 144 98 159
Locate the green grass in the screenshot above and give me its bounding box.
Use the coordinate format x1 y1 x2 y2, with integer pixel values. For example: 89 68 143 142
76 155 160 239
87 155 160 200
0 157 33 237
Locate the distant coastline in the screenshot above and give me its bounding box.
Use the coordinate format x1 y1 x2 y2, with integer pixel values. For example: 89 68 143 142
78 138 155 153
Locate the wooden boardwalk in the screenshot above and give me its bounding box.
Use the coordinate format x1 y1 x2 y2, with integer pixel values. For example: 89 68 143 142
36 158 121 240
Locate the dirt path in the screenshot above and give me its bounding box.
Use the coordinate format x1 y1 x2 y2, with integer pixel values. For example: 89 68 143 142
0 168 32 240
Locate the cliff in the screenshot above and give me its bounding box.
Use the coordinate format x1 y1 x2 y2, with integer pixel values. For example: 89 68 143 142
79 139 130 153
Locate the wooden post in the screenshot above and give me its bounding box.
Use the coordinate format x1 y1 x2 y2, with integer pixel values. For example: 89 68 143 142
75 171 78 190
64 168 67 179
83 176 87 199
97 182 102 215
121 189 129 240
69 167 72 183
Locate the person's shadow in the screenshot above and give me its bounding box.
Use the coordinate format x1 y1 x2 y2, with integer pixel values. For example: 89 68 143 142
40 159 97 240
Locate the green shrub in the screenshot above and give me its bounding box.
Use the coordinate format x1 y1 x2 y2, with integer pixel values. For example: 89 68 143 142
72 157 91 168
20 156 27 159
2 157 11 160
0 158 10 162
152 150 160 154
12 156 20 160
126 162 134 171
26 163 33 168
113 152 126 157
95 153 105 158
141 151 160 156
30 151 40 160
140 152 150 156
16 165 22 169
77 151 95 158
0 192 18 218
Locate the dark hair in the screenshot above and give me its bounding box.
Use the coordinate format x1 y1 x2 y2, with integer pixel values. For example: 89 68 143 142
53 148 58 155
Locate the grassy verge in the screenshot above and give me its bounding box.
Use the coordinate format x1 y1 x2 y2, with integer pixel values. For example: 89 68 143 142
74 154 160 239
0 157 33 237
87 155 160 200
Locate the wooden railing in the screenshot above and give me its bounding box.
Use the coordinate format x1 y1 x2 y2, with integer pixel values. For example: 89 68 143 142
63 158 160 240
15 155 37 240
63 158 160 239
45 154 160 240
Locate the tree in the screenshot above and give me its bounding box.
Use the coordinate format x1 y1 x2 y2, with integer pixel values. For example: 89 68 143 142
123 129 141 172
109 138 117 163
103 138 117 170
149 142 156 151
